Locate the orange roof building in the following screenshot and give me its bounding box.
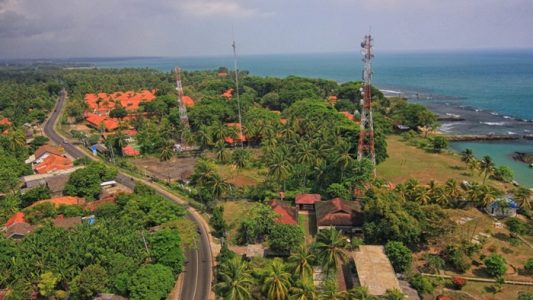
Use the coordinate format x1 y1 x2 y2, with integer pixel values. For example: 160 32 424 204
222 88 233 99
34 145 64 161
0 117 12 126
340 111 356 121
122 145 140 156
4 212 25 228
84 90 156 114
33 154 73 174
85 112 119 131
30 196 85 208
181 96 195 107
270 200 298 225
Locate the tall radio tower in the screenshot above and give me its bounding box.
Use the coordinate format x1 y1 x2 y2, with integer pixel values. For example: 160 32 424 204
357 34 376 168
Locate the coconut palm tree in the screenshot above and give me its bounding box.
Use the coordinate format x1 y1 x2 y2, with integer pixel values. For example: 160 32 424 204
7 129 26 153
414 186 431 205
335 141 355 181
319 278 343 300
313 229 347 275
266 149 292 191
210 173 232 201
345 286 377 300
261 258 292 300
215 140 230 163
232 148 251 169
215 256 255 300
460 148 476 173
288 245 315 282
290 279 318 300
295 140 318 186
479 155 496 184
159 140 174 162
444 179 463 203
477 185 500 207
513 187 532 210
195 125 212 150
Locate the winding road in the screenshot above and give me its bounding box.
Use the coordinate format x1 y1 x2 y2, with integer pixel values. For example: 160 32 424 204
44 90 212 300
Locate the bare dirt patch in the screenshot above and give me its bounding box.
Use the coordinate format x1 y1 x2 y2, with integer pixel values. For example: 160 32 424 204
130 156 197 182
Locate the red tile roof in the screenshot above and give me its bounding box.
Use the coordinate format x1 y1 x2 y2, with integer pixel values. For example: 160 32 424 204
340 111 355 121
315 198 363 227
122 145 140 156
270 200 298 225
0 117 12 126
181 96 195 107
85 113 119 131
295 194 321 205
30 196 85 208
4 212 25 228
33 154 73 174
222 88 233 99
34 145 64 160
84 90 156 114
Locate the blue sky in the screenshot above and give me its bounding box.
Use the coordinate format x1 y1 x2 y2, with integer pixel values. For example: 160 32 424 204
1 0 532 58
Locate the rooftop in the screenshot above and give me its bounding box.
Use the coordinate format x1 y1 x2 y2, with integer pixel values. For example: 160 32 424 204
4 212 25 228
181 95 195 107
352 245 401 296
315 198 363 227
270 199 298 225
34 144 64 160
295 193 321 205
122 144 140 156
33 154 73 174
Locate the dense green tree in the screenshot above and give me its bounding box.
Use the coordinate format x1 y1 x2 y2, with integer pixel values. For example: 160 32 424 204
384 241 412 273
148 228 185 274
484 254 507 278
210 206 228 238
64 162 117 200
69 264 109 300
128 264 175 300
269 224 304 253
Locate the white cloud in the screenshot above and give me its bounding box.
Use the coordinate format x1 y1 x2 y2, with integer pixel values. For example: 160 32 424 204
180 0 261 18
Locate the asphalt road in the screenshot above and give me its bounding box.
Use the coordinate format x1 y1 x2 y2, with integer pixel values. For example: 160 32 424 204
44 90 212 300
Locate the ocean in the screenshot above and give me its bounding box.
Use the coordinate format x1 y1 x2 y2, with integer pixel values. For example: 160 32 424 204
79 50 533 187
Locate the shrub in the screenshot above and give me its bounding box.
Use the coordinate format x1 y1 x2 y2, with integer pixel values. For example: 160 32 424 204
408 273 434 295
484 254 507 278
451 276 466 290
442 245 471 273
506 218 527 235
524 258 533 275
384 241 413 273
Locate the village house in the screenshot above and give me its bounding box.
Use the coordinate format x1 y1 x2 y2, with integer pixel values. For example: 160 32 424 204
26 144 65 164
315 198 364 233
270 199 298 225
295 193 321 211
20 166 83 197
1 212 34 239
33 154 73 174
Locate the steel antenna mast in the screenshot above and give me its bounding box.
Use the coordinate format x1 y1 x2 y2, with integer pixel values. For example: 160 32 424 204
232 33 244 149
175 66 190 142
357 34 376 172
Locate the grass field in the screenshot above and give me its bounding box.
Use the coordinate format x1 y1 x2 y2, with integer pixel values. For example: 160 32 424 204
216 164 265 187
298 212 317 245
430 280 533 300
377 136 511 190
221 200 259 245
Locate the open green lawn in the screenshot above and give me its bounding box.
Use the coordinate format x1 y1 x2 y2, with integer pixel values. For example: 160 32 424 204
377 136 511 190
298 213 317 245
221 200 259 245
215 164 265 188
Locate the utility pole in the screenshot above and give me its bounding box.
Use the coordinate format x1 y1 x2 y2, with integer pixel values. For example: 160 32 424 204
357 34 376 174
232 36 244 149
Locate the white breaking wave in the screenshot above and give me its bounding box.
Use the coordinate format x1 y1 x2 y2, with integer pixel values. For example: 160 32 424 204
481 122 506 126
503 116 513 119
491 112 499 116
380 89 402 94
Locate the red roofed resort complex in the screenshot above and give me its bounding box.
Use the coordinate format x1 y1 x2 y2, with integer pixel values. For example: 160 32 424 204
84 90 156 114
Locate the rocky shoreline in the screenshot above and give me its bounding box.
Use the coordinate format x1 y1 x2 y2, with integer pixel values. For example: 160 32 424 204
513 152 533 165
446 134 521 141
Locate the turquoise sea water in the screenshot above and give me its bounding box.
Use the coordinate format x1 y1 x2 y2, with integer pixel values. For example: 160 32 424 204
81 51 533 187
